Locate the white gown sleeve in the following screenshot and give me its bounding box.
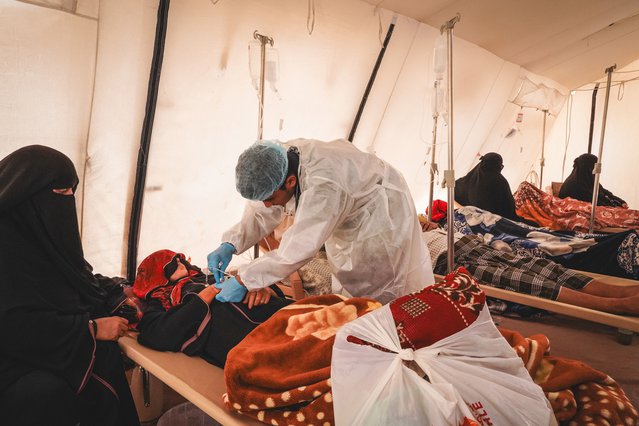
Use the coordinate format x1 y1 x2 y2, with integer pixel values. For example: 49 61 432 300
222 201 285 254
238 182 349 290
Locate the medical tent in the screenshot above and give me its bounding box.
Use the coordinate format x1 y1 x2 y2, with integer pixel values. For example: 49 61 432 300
2 0 639 280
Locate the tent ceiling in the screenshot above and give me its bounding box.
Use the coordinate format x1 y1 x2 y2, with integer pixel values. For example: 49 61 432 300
363 0 639 89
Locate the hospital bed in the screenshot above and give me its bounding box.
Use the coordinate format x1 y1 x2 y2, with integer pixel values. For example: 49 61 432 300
119 334 261 426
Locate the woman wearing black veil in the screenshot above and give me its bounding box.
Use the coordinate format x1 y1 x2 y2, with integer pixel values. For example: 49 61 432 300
0 146 139 426
455 152 521 221
559 153 627 208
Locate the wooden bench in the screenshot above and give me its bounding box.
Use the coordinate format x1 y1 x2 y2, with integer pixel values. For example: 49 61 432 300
119 335 262 426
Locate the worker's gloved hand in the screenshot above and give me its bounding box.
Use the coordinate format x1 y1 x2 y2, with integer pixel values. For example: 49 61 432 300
207 242 235 284
214 277 247 303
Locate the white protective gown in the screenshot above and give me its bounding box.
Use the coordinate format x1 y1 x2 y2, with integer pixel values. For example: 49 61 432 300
222 138 434 303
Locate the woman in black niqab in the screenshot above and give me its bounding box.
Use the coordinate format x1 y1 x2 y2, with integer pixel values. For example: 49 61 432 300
0 145 139 426
455 152 520 221
558 153 627 208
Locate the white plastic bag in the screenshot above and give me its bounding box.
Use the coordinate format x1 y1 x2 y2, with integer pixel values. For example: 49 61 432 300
331 304 556 426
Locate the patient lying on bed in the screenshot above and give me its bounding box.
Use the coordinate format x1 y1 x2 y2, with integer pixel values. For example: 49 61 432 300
453 205 639 280
132 249 292 367
422 221 639 315
514 181 639 232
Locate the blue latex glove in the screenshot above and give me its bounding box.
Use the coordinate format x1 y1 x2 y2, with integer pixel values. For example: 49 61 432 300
214 277 247 303
207 242 235 284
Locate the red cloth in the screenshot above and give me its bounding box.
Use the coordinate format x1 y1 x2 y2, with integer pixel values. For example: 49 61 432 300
133 249 199 310
390 266 485 350
427 199 448 222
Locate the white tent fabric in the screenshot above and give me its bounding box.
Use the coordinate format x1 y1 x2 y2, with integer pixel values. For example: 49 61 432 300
1 0 637 278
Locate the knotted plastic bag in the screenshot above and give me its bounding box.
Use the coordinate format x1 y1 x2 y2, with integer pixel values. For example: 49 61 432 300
331 268 556 426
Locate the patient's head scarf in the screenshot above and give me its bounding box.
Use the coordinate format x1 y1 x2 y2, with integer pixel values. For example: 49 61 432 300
133 249 205 312
454 152 518 220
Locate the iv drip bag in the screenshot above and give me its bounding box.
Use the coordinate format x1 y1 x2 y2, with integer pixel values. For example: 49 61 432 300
248 40 261 91
432 34 447 81
265 47 279 92
248 41 279 92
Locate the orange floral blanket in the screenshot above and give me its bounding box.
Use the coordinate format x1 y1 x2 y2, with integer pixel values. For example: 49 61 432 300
223 295 382 425
500 328 638 425
514 181 639 232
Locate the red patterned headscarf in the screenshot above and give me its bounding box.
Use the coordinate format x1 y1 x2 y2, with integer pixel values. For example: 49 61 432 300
133 249 201 311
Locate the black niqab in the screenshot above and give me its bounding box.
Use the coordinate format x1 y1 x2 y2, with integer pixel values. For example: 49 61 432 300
558 153 626 207
455 152 519 220
0 145 107 391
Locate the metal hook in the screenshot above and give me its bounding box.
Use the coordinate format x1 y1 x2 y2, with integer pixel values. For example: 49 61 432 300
440 13 461 34
253 31 274 46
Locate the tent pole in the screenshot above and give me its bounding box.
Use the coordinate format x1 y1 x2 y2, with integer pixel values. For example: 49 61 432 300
539 109 548 189
441 13 460 273
126 0 170 282
588 64 616 233
348 15 397 142
587 83 600 154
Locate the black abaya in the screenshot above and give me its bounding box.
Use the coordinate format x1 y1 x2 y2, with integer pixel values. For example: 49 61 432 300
455 152 520 221
558 153 626 207
0 145 139 426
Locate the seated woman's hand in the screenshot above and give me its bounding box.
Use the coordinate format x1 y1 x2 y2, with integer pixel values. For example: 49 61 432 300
244 287 276 309
94 316 129 341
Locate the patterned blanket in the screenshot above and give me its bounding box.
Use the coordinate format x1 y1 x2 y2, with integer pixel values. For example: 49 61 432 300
223 295 382 425
500 328 638 425
224 274 638 425
514 181 639 232
452 205 639 279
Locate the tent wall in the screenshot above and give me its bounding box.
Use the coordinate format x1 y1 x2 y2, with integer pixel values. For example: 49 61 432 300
133 0 558 276
0 0 97 212
4 0 626 279
542 59 639 209
81 0 156 276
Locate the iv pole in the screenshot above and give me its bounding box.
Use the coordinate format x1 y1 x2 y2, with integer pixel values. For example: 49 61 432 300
588 64 616 234
538 109 548 189
441 13 460 273
427 81 439 222
254 31 274 140
253 31 274 259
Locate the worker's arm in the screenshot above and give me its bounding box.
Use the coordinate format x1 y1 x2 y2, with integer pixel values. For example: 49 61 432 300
238 182 349 290
222 200 286 254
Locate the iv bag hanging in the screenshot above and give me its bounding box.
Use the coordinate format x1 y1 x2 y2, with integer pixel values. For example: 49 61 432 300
432 34 449 122
265 47 279 92
248 41 279 92
432 34 447 81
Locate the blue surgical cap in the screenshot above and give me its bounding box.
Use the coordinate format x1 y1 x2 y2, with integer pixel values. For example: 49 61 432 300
235 141 289 201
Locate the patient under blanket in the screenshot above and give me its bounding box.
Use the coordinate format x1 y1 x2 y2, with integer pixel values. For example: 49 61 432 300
224 294 380 425
224 269 638 425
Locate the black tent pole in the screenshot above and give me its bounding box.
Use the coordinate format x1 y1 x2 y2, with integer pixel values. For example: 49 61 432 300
587 83 599 154
126 0 171 282
348 15 397 142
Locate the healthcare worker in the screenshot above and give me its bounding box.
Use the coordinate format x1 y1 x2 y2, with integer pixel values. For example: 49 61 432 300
208 139 434 304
